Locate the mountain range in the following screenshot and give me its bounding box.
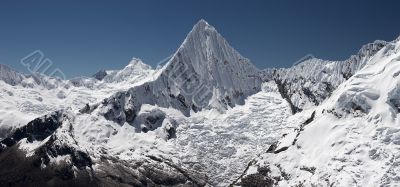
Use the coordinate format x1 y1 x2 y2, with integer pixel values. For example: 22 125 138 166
0 19 399 186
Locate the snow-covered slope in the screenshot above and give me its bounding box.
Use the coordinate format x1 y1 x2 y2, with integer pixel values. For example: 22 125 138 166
0 64 25 86
86 19 262 128
0 58 155 139
1 19 400 187
170 81 299 186
264 40 387 113
164 19 261 110
0 19 264 186
235 36 400 187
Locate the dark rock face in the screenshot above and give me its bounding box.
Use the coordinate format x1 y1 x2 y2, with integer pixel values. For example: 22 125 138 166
93 70 108 81
235 166 274 187
389 98 400 113
263 40 388 113
166 125 177 140
0 144 206 187
0 126 13 141
139 109 166 132
124 108 137 123
0 110 206 186
388 85 400 113
0 146 96 187
0 111 63 151
240 173 273 187
234 111 317 186
0 111 96 186
274 79 301 114
79 104 91 114
302 87 318 105
33 135 93 170
94 155 207 187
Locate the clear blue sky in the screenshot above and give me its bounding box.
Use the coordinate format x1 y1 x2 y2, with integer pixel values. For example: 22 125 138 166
1 0 400 78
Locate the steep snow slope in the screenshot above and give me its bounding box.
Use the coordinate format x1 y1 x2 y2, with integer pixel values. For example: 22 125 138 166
0 64 25 86
160 19 261 111
236 36 400 186
265 40 387 112
165 19 261 110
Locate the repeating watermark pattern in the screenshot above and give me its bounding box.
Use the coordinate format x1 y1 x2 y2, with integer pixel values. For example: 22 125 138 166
292 54 315 66
21 50 66 81
20 50 71 97
155 53 174 68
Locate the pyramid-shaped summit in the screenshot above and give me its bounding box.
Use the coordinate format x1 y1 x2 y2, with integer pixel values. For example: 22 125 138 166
93 19 263 126
170 19 258 72
159 19 261 110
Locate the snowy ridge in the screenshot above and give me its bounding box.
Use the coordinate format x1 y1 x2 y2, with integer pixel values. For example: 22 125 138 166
101 58 153 83
0 64 66 89
235 35 400 187
69 58 155 88
0 64 25 86
162 19 261 111
0 58 155 139
265 40 388 112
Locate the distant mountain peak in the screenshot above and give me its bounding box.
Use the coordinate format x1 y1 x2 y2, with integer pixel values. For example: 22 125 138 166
128 57 143 65
154 19 261 111
173 19 256 71
0 64 18 73
127 58 152 70
178 19 219 51
0 63 25 86
197 18 208 25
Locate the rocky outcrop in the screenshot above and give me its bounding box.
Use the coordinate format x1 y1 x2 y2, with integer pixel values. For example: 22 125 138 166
0 109 207 186
92 70 107 81
0 111 63 150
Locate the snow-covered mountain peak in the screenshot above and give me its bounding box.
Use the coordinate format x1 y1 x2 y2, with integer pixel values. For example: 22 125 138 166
99 58 154 84
0 64 12 71
158 19 261 110
127 57 152 70
290 55 322 67
349 40 387 61
394 35 400 42
175 19 253 69
0 64 25 86
191 19 214 33
78 20 263 130
291 56 329 68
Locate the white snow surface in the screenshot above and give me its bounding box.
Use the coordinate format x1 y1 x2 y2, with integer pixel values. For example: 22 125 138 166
267 40 387 110
169 82 296 186
241 35 400 186
0 58 155 136
1 20 400 187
